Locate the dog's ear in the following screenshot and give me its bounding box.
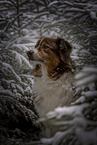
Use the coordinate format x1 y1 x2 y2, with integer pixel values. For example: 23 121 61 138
56 38 72 63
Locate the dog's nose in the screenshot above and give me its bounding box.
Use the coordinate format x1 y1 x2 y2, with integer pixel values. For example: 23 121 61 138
27 50 34 60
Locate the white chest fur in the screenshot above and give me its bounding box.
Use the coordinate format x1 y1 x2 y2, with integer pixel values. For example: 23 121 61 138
33 64 74 117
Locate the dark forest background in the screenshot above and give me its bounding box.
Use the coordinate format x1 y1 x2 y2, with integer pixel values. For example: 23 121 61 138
0 0 97 145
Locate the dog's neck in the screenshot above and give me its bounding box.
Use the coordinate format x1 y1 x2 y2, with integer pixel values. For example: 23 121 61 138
46 60 72 80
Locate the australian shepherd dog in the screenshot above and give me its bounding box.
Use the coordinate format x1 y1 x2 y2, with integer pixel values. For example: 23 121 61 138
27 37 75 118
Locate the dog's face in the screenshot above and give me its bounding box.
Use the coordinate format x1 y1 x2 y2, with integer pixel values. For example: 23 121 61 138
27 37 72 79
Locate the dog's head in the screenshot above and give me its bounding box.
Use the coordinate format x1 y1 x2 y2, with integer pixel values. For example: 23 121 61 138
27 37 72 79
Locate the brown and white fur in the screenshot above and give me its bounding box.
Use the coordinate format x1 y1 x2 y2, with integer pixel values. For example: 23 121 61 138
27 37 75 118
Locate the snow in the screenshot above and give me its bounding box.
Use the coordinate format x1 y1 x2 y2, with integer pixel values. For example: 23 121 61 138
12 44 29 51
63 1 73 6
69 7 85 12
90 11 97 20
82 67 97 73
0 89 13 97
11 50 33 69
51 19 67 25
73 96 85 104
48 1 59 7
42 104 89 120
2 62 21 82
88 82 95 91
82 91 97 98
15 84 24 94
41 131 67 145
76 74 97 87
0 1 15 5
75 67 97 87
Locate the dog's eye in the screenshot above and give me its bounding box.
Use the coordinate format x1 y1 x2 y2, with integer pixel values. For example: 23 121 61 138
43 45 48 49
42 45 49 53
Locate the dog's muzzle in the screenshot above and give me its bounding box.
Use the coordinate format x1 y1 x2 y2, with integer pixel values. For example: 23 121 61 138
27 50 43 62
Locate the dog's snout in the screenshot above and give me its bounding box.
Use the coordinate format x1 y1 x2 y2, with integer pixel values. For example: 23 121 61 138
27 50 34 60
27 50 41 61
27 50 33 56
